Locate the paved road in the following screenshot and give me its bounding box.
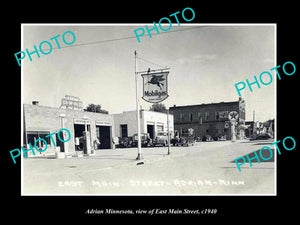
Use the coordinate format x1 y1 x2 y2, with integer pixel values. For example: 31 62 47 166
22 140 275 195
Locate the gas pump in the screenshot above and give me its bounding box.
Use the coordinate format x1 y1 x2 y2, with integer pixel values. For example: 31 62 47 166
82 131 91 155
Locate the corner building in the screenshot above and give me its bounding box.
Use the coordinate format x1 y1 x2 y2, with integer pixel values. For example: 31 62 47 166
23 103 115 156
169 98 245 140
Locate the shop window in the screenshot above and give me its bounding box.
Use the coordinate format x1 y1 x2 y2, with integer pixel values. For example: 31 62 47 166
26 131 51 147
205 112 210 121
180 114 184 122
189 113 193 122
198 112 203 124
215 111 219 120
157 124 164 132
120 124 128 138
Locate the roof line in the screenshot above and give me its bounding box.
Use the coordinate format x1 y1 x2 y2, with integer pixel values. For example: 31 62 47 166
169 101 239 109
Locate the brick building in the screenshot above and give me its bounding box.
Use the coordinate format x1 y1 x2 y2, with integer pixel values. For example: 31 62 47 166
169 98 245 140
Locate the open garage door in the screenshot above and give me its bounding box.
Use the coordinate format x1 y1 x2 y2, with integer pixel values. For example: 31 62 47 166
147 124 154 139
96 125 111 149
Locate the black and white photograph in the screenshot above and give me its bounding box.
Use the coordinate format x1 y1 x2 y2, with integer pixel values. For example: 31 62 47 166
21 24 276 195
4 2 298 221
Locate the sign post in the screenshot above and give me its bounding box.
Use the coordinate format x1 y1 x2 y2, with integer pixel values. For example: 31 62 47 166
138 53 170 155
135 51 170 157
134 51 142 160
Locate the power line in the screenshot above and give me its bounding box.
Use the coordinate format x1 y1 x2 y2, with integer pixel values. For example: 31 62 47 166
41 26 207 51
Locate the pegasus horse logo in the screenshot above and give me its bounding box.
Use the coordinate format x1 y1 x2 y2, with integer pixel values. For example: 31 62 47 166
142 69 169 103
146 74 166 90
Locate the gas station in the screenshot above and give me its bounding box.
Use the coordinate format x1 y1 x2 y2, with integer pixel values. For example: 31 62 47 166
23 98 115 158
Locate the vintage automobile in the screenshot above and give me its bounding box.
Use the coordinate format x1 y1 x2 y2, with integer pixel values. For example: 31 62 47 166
217 135 227 141
131 133 152 147
171 129 195 146
171 130 180 146
153 132 169 147
255 133 271 140
179 128 195 146
117 136 133 148
202 135 213 142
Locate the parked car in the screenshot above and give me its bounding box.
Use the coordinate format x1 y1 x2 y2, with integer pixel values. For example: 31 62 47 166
153 132 169 147
218 135 227 141
171 128 195 146
117 137 133 148
171 136 180 146
179 128 195 146
171 130 180 146
255 133 271 140
131 133 152 147
196 136 202 142
202 135 213 142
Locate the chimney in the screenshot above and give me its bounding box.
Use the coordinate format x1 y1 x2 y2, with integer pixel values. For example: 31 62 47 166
32 101 39 106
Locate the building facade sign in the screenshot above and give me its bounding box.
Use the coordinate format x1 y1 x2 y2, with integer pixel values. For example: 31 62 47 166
228 111 239 122
60 95 83 111
96 121 112 126
218 111 230 119
74 119 91 125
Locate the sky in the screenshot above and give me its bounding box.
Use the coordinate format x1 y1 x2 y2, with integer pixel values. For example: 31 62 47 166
22 24 275 122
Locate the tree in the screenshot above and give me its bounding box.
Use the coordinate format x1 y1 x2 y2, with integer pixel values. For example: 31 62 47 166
149 103 167 113
85 104 109 114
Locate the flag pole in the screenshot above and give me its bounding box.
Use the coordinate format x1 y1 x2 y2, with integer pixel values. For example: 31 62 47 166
135 50 142 160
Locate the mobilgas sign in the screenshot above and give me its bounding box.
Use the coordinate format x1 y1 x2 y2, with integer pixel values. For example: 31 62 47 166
142 71 169 103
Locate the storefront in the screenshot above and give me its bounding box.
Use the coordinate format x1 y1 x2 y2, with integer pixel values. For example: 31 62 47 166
113 110 174 139
23 103 174 156
169 98 245 140
23 103 115 156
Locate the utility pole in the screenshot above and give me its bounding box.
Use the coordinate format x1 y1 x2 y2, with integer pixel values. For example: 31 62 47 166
135 51 142 160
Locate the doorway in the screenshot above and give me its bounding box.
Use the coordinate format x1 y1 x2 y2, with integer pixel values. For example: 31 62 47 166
96 125 111 149
120 124 128 138
147 124 154 139
74 124 91 151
